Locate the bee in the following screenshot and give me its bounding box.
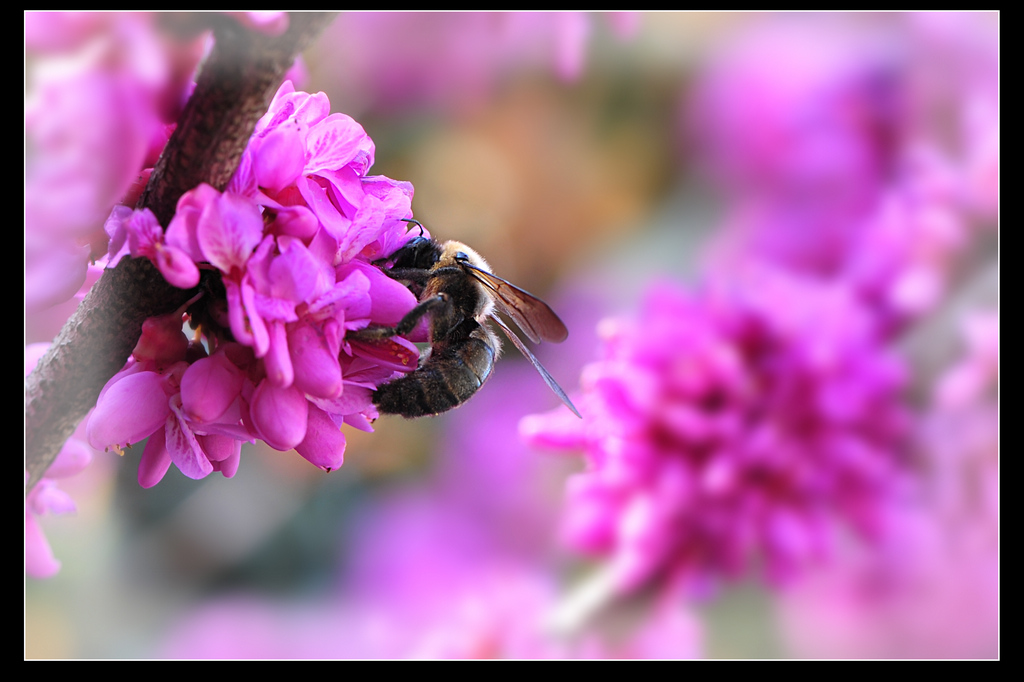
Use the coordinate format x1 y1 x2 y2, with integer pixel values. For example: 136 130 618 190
352 222 581 419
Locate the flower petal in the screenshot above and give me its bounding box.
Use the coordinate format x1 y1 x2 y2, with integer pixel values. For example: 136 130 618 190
295 404 346 472
248 380 308 451
87 370 171 451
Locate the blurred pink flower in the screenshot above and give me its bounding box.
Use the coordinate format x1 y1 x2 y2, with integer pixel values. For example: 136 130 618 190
25 67 158 310
961 99 999 222
163 334 703 658
394 565 702 659
162 485 702 659
837 142 968 330
25 343 98 579
25 12 204 313
777 307 997 659
777 504 997 659
688 14 996 333
313 12 640 115
342 483 701 658
161 575 701 659
908 13 1002 225
25 11 110 52
689 15 904 210
703 139 968 335
521 272 912 596
25 259 107 348
26 476 76 579
918 310 998 533
934 311 999 411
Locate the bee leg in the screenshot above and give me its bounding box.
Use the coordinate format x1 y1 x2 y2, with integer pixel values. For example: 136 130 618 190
379 267 432 284
349 294 451 341
400 218 426 236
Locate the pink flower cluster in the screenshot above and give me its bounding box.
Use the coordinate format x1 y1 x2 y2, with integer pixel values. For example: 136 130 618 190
87 82 423 486
521 271 911 595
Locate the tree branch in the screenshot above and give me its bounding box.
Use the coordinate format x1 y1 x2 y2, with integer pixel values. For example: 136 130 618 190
25 12 337 490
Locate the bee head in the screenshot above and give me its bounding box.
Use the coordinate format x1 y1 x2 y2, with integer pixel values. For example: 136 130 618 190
441 241 491 274
384 236 442 270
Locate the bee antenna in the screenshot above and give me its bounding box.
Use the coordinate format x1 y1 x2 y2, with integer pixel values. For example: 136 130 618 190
401 218 425 237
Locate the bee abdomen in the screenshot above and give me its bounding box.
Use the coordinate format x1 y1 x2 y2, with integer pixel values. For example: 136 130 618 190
373 335 496 418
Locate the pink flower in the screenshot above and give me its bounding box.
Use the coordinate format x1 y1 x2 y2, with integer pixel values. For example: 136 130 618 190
836 144 967 329
87 82 423 486
521 272 912 596
688 16 903 210
754 269 1000 660
106 206 201 289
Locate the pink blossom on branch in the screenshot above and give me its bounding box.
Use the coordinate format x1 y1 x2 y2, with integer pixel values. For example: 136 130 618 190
521 271 912 597
87 82 423 487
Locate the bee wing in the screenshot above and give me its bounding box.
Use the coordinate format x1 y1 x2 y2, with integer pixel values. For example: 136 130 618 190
459 260 568 344
490 314 582 419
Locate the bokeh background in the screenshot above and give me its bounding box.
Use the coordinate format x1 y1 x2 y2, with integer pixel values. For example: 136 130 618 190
25 12 998 658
